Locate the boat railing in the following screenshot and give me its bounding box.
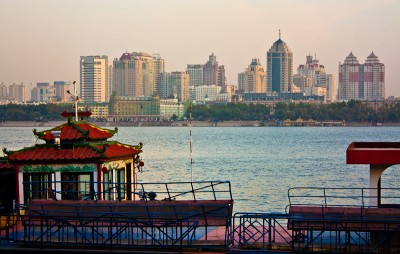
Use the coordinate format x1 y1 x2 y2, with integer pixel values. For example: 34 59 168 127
231 211 400 252
287 187 400 211
134 181 233 201
22 180 232 202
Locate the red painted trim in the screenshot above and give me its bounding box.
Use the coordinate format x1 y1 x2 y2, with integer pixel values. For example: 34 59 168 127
15 164 20 205
97 163 102 201
347 142 400 165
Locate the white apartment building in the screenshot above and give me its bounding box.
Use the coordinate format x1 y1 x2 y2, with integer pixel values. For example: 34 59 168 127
0 83 8 99
80 55 109 103
160 98 185 119
189 85 222 102
9 83 26 102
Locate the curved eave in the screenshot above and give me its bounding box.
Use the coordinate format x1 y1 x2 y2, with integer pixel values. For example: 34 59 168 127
5 145 102 162
97 142 142 160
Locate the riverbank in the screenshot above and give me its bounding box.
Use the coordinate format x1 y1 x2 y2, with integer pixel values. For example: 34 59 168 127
0 120 399 127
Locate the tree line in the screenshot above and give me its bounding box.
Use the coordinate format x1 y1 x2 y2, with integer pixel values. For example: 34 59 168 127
187 100 400 123
0 104 71 121
1 100 400 123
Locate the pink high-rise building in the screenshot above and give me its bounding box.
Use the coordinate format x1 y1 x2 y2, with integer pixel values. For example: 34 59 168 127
339 52 385 101
363 52 385 100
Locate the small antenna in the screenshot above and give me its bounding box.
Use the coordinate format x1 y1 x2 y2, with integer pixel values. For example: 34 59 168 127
67 81 79 121
279 29 281 39
189 102 193 182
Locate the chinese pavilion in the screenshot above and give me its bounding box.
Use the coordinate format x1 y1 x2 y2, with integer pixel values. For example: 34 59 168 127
1 112 143 209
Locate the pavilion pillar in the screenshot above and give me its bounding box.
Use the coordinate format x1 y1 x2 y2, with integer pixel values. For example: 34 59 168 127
369 164 389 207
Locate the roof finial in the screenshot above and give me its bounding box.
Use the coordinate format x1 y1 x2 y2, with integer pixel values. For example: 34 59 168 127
279 29 281 39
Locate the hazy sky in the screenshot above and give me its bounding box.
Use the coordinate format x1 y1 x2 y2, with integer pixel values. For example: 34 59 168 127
1 0 399 96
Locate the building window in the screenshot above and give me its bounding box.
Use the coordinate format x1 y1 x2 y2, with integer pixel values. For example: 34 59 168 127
61 173 94 200
23 173 54 202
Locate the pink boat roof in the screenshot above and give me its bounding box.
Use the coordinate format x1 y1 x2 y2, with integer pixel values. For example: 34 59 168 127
346 142 400 165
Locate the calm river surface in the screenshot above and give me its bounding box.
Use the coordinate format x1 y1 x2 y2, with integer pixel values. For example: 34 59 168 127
1 126 400 213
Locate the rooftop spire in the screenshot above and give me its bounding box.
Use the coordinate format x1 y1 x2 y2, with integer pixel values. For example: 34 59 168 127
279 29 281 39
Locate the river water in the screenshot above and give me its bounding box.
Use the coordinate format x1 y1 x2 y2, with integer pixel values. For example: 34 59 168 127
1 126 400 213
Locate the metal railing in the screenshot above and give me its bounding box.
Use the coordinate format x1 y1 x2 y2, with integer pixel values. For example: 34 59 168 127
2 181 233 251
288 187 400 210
231 212 400 253
22 180 232 202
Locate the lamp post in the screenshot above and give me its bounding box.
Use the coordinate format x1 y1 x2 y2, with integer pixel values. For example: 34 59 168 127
67 81 79 121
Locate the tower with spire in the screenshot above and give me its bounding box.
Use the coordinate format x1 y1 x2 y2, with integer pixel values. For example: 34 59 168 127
266 30 293 93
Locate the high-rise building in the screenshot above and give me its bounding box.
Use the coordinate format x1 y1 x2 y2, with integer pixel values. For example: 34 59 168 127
238 58 267 93
186 64 204 87
153 54 165 94
203 53 218 86
203 53 226 90
267 31 293 93
0 83 8 99
132 52 155 97
159 72 190 102
113 53 134 97
295 54 337 102
9 83 26 102
338 52 384 101
363 52 385 100
80 55 109 103
113 52 157 98
54 81 71 102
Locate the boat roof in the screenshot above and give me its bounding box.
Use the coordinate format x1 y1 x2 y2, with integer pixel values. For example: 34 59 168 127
347 142 400 165
3 141 141 163
34 117 118 142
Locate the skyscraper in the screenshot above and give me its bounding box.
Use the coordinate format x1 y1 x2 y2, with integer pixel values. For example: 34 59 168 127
267 31 293 93
80 55 109 103
187 64 204 87
203 53 218 86
203 53 226 90
113 52 158 97
363 52 385 100
238 58 267 93
295 54 337 102
338 52 360 101
153 54 165 94
338 52 384 101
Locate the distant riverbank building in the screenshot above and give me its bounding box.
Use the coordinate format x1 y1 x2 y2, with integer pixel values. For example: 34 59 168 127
80 55 110 103
338 52 385 101
238 58 267 94
267 31 293 93
113 52 164 98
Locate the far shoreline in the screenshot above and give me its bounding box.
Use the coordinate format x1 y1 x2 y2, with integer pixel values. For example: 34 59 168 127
0 120 399 128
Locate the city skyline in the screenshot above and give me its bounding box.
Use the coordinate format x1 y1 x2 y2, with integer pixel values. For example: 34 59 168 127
1 0 399 96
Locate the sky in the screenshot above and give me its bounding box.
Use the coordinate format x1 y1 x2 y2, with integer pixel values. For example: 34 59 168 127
1 0 400 96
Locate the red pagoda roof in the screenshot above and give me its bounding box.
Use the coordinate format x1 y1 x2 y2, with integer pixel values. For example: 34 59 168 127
34 118 118 142
0 160 14 170
4 142 142 162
